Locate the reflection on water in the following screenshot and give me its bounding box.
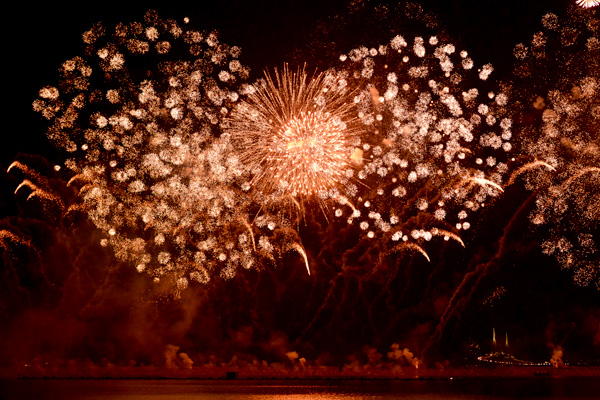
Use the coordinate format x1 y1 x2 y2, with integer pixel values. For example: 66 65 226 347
1 378 598 400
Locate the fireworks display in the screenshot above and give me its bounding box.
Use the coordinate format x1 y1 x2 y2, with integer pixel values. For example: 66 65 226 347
331 34 511 260
511 7 599 288
19 4 600 290
2 0 599 375
30 11 316 286
25 8 517 284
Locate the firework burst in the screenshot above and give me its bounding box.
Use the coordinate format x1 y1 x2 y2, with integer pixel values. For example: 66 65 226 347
330 34 512 261
27 6 596 291
31 11 316 286
226 66 362 206
511 9 599 288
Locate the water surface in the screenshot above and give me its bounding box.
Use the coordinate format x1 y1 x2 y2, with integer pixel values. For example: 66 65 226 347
1 377 598 399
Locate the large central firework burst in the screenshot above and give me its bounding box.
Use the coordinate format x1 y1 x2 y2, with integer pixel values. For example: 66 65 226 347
227 66 361 199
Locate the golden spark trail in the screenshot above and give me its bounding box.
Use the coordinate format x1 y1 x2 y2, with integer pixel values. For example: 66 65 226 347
562 167 600 188
15 180 40 197
241 218 257 252
7 161 32 175
67 174 90 187
291 243 311 275
389 242 431 262
432 228 465 248
337 196 359 216
467 177 505 193
507 160 556 186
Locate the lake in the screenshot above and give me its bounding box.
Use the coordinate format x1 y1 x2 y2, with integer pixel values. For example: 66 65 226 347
1 378 598 399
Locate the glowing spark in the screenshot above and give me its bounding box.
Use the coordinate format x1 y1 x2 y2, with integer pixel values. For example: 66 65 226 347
291 243 311 275
432 229 465 248
15 180 39 196
507 160 556 186
467 177 505 193
337 196 359 216
350 148 364 163
389 242 431 262
7 162 47 186
13 180 64 217
0 230 26 246
563 167 600 187
241 218 257 252
7 161 30 174
67 174 90 187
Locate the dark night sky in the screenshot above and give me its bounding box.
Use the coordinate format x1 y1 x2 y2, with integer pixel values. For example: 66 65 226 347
1 0 599 371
